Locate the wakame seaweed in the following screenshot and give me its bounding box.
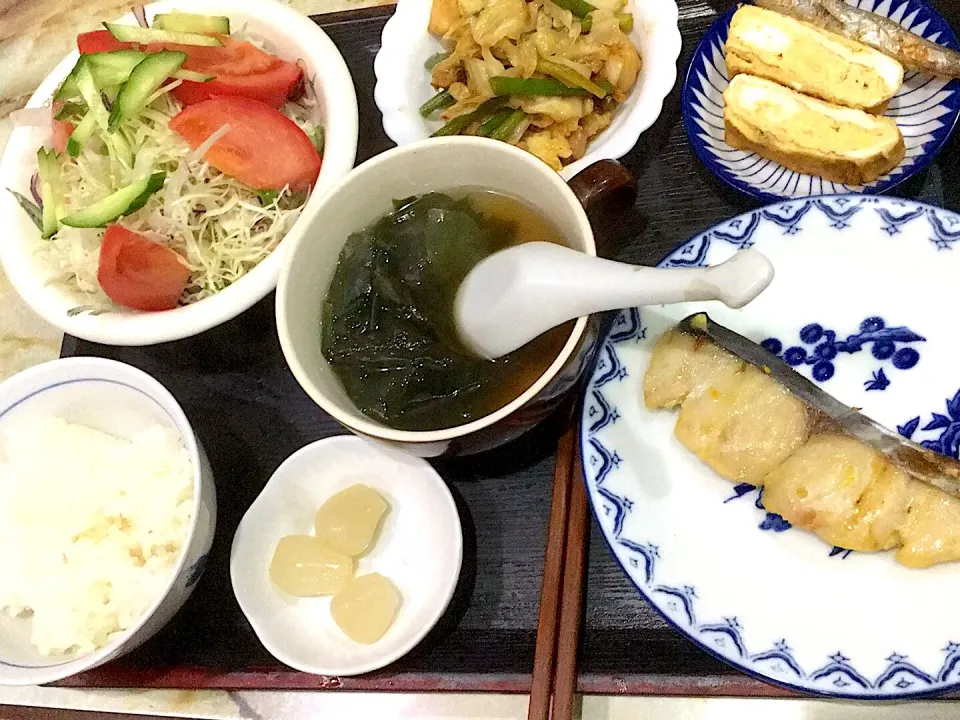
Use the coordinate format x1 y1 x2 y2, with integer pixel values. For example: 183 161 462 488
321 191 568 432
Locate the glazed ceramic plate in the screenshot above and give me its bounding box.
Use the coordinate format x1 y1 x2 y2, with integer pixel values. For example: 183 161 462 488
681 0 960 202
230 436 463 676
373 0 681 179
581 195 960 698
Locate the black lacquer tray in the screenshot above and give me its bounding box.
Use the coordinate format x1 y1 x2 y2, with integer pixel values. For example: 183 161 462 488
57 0 960 695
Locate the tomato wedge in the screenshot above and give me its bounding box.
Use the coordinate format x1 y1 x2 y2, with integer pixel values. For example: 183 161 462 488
77 30 138 54
98 225 191 312
169 97 321 191
146 36 302 108
51 102 74 154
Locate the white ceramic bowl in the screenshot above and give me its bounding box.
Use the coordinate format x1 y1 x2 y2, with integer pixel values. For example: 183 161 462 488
230 435 462 676
0 0 359 346
0 357 216 686
373 0 681 179
276 137 600 456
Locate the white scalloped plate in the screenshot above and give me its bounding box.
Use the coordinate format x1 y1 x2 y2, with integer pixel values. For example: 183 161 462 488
581 194 960 698
373 0 681 179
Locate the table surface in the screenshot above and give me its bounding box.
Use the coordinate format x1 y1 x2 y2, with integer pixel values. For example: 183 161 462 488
3 0 960 716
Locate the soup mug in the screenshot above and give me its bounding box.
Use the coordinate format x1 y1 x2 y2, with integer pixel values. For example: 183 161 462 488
276 137 636 456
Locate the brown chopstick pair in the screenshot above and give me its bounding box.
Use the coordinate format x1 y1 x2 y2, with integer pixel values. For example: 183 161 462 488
529 421 589 720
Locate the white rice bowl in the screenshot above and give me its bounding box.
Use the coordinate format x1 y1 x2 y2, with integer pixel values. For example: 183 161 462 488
0 417 194 656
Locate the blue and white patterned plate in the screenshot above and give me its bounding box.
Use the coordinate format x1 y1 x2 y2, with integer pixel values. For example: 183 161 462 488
581 194 960 698
681 0 960 202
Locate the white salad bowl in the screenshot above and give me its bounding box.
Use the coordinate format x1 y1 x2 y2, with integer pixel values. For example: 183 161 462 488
0 0 359 346
0 357 216 686
373 0 682 179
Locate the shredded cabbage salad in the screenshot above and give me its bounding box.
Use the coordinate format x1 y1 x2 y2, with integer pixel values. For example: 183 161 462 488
36 83 319 309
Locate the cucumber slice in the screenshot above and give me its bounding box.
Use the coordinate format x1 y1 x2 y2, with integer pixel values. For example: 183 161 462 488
104 22 222 47
37 149 63 238
54 102 84 121
108 51 187 131
174 69 214 82
67 112 97 156
107 129 135 167
153 12 230 35
61 172 165 228
75 59 109 131
57 51 148 100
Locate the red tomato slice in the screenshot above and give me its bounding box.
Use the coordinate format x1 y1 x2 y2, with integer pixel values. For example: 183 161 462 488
169 97 321 191
98 225 191 312
172 62 302 108
51 102 74 154
77 30 138 54
146 36 301 108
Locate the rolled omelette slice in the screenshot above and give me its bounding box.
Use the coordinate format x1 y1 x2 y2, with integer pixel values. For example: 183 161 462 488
723 74 905 186
726 5 903 112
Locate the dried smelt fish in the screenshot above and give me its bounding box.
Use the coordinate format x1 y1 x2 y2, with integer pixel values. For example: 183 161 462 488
755 0 960 78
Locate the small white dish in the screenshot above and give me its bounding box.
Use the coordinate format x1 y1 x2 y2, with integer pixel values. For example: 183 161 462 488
0 357 216 686
373 0 682 179
230 435 463 676
0 0 359 346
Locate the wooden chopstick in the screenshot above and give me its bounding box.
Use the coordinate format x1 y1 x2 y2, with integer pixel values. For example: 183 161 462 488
528 421 578 720
551 448 588 720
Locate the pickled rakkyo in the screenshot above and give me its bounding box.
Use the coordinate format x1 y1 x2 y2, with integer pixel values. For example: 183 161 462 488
269 535 354 596
314 485 389 556
331 573 402 644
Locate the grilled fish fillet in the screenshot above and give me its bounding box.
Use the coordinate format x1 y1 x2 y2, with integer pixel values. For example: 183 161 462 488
644 327 960 567
724 74 905 185
761 433 909 552
726 5 903 112
645 330 811 485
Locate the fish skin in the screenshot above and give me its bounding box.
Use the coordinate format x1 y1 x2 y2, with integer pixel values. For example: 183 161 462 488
754 0 960 78
675 313 960 500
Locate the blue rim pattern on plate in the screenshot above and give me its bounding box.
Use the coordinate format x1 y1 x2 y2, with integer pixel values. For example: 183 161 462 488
681 0 960 202
580 194 960 699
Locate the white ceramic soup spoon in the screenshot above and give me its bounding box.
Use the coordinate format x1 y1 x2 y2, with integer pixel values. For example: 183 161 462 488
454 243 774 359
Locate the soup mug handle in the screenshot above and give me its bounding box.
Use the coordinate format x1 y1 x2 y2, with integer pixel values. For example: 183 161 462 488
566 159 638 227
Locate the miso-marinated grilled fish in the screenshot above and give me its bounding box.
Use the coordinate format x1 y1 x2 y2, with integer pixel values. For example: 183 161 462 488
644 313 960 567
755 0 960 79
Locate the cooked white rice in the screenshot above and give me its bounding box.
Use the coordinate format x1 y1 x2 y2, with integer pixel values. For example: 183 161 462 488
0 417 194 656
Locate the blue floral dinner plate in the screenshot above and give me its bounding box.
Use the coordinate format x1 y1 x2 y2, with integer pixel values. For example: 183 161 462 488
681 0 960 202
581 195 960 698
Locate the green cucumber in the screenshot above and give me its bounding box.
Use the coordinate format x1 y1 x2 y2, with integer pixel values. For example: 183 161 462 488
74 59 109 131
108 51 187 131
60 172 165 228
104 22 222 46
65 59 111 156
153 12 230 35
57 51 145 99
174 69 214 82
37 149 63 238
54 102 84 121
67 112 97 156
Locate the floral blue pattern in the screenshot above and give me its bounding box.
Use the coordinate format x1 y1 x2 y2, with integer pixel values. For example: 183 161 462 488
681 0 960 201
898 389 960 458
581 194 960 698
761 317 925 389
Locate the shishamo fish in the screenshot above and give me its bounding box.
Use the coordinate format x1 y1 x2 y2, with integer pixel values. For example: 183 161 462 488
755 0 960 78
